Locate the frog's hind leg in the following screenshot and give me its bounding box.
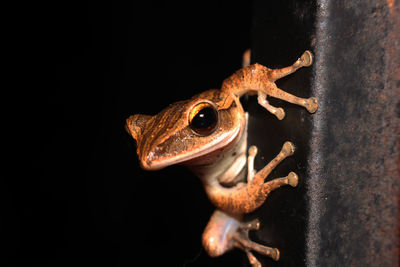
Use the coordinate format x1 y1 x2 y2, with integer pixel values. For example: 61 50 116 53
202 210 280 266
202 210 241 258
265 51 318 113
233 218 280 266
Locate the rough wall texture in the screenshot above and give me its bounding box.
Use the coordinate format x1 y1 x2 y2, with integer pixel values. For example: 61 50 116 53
307 1 399 266
251 0 399 266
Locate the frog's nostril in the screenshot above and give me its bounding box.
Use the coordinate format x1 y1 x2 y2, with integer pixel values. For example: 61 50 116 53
125 114 152 141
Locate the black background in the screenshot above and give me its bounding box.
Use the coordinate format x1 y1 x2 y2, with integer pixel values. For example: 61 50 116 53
8 1 254 266
9 1 396 267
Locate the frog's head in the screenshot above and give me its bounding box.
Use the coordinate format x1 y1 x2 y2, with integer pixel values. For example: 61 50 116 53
125 89 245 170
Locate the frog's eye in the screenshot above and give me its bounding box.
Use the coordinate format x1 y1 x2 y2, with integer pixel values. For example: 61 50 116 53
188 102 219 136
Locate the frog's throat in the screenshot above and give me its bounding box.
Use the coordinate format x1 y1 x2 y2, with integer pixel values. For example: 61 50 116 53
186 113 249 184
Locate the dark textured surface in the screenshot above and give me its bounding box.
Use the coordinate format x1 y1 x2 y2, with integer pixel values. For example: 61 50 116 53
251 0 399 266
307 1 399 266
249 1 316 266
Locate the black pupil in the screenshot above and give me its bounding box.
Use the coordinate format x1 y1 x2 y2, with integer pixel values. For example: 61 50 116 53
191 107 217 134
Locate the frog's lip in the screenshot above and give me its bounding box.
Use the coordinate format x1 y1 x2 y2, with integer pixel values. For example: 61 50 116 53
139 125 242 171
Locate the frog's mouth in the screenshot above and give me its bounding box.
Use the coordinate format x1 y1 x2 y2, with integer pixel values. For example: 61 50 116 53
140 124 242 171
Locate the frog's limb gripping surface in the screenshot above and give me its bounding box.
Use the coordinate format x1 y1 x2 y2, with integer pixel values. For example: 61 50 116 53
233 233 280 265
251 141 296 192
265 50 317 114
257 92 286 120
204 141 297 214
233 218 280 266
202 212 279 266
262 171 299 195
268 50 313 81
221 50 318 117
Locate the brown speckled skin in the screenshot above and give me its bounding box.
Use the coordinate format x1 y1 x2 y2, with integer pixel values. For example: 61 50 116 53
126 51 318 266
202 141 297 214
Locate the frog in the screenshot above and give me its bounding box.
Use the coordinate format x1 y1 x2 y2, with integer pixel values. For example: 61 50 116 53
125 50 317 266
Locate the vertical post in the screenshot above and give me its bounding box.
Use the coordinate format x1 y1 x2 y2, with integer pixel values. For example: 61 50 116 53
250 0 399 266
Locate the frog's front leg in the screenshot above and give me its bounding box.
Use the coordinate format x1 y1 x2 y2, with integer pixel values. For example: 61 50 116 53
233 221 280 266
263 51 318 114
220 50 318 116
202 210 279 266
203 141 298 214
257 92 285 120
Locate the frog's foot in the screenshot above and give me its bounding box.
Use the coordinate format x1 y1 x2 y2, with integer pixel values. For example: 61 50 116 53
233 219 279 266
257 92 285 120
204 142 298 214
263 50 318 115
262 171 299 195
252 141 295 182
298 50 313 67
304 97 318 113
268 50 313 81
